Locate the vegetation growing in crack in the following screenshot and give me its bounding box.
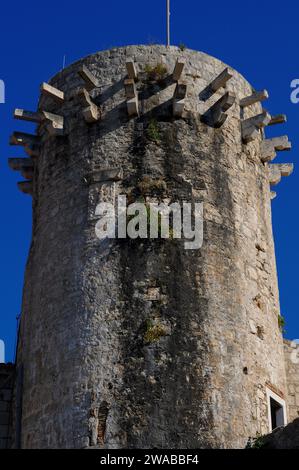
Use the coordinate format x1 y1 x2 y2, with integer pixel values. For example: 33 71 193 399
246 434 267 449
144 319 167 344
147 118 161 143
144 63 168 82
137 176 167 196
278 314 286 334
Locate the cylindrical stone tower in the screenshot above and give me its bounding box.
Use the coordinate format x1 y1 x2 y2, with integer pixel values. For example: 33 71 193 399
9 45 293 449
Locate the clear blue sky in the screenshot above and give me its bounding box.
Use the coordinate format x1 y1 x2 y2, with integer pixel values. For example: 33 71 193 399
0 0 298 362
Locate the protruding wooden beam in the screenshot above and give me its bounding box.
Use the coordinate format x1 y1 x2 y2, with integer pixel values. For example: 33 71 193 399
41 82 64 103
8 157 34 171
124 76 139 117
201 92 235 128
126 59 138 81
277 163 294 177
268 165 282 185
242 111 271 143
77 88 101 123
41 111 64 136
261 136 292 162
173 82 187 117
124 78 136 99
260 140 276 162
174 82 187 99
78 88 93 107
270 136 292 152
10 132 39 147
9 157 34 179
210 68 233 93
17 181 33 195
270 191 277 200
78 65 99 91
268 163 294 186
268 114 287 126
127 96 139 117
172 58 186 81
14 109 42 123
240 90 269 108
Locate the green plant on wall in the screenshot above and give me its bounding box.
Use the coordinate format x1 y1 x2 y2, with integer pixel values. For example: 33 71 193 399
144 319 167 344
278 314 286 334
144 63 168 82
246 433 267 449
147 118 161 142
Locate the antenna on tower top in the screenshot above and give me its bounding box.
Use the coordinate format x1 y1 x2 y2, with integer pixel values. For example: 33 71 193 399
166 0 170 47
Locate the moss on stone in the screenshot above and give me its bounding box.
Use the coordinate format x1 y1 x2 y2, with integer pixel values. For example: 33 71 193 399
144 320 167 344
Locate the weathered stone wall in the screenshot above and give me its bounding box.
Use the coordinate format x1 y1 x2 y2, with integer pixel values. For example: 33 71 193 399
0 364 14 449
284 340 299 422
14 45 287 448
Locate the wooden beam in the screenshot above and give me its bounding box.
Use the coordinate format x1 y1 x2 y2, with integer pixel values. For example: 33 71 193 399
77 88 101 123
210 68 233 92
277 163 294 177
268 114 287 126
124 79 136 99
268 165 282 185
261 136 292 162
42 111 64 136
260 140 277 162
173 82 187 117
14 109 42 123
173 58 186 81
10 132 39 147
83 105 100 123
40 82 64 103
268 163 294 186
174 82 187 100
8 158 34 171
17 181 33 195
77 88 93 107
240 90 268 108
127 96 139 117
270 136 292 151
242 111 271 143
78 65 99 91
126 59 138 81
201 92 235 128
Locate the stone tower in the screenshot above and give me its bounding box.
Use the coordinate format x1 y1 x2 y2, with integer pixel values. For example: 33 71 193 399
8 45 294 449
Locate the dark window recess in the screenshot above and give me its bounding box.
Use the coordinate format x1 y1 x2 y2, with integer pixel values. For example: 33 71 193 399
270 397 284 430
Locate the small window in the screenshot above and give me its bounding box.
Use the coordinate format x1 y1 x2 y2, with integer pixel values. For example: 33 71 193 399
266 388 287 432
270 397 284 430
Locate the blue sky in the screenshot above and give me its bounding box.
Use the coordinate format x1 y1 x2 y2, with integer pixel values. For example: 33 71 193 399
0 0 298 362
